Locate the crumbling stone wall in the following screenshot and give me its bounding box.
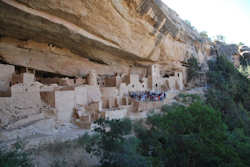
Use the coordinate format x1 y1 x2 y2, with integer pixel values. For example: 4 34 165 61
0 64 14 93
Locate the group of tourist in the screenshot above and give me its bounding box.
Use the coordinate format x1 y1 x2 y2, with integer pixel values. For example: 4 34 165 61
129 91 166 102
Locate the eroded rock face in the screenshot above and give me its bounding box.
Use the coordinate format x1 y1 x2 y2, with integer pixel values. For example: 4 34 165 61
0 0 237 150
239 45 250 58
0 0 210 76
213 41 239 57
0 37 129 76
212 42 250 68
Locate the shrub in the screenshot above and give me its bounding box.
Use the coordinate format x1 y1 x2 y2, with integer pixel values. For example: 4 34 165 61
207 56 250 110
206 56 250 134
85 118 149 167
199 31 212 41
176 93 202 105
200 31 209 38
45 140 73 155
186 56 201 82
0 142 33 167
50 159 68 167
85 101 250 167
77 133 93 148
215 35 226 43
240 54 250 72
136 101 250 167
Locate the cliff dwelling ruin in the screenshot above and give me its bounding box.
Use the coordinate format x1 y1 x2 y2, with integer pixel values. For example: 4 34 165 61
0 0 212 147
0 0 249 167
0 62 185 131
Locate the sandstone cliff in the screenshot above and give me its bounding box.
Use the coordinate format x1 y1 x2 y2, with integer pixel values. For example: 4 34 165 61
0 0 210 76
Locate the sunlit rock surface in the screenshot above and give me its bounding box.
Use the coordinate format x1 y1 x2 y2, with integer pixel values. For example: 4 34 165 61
0 0 210 76
0 0 214 152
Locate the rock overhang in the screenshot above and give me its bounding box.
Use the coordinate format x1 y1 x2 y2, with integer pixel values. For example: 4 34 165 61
0 0 210 77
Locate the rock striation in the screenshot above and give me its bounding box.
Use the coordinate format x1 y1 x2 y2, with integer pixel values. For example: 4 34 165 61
0 0 210 76
0 0 215 148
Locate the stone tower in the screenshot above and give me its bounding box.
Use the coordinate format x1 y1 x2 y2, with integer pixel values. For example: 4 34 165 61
87 70 97 86
148 64 161 91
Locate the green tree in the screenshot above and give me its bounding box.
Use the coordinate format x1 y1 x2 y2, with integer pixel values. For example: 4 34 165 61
186 56 201 82
136 102 250 167
184 20 192 26
200 31 208 38
184 20 197 31
199 31 212 41
215 35 226 42
207 56 250 112
238 42 245 46
0 142 33 167
85 118 150 167
206 56 250 134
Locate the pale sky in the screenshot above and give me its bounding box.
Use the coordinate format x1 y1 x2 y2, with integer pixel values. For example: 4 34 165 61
162 0 250 45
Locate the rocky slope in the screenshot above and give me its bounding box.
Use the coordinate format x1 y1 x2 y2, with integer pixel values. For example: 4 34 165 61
0 0 211 76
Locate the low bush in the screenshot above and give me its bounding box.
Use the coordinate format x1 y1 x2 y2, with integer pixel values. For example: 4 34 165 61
86 101 250 167
206 56 250 135
0 142 33 167
176 93 202 105
207 56 250 111
50 159 68 167
186 56 201 82
136 101 250 167
85 118 150 167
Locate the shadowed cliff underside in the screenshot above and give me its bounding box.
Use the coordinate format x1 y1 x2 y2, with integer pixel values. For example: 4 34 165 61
0 0 210 76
